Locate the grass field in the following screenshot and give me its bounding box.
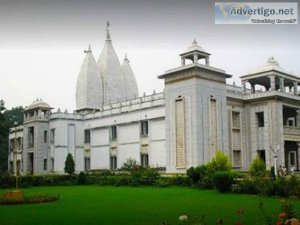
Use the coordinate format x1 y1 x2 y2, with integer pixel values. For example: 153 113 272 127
0 186 299 225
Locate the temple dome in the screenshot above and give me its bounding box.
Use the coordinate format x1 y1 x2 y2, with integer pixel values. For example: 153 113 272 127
246 57 292 76
122 54 139 100
76 45 103 110
26 98 52 111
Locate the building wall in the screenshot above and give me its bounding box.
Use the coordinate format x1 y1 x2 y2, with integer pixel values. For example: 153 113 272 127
164 68 229 173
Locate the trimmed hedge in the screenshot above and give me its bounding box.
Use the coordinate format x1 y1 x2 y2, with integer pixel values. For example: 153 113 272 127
212 171 237 192
232 175 300 198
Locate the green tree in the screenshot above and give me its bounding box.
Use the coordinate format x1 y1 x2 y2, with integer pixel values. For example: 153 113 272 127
0 101 24 172
64 153 75 175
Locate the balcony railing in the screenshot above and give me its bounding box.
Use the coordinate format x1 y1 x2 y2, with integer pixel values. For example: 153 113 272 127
284 126 300 141
284 126 300 134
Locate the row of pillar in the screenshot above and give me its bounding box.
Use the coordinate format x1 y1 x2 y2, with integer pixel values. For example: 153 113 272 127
181 54 210 66
242 75 298 95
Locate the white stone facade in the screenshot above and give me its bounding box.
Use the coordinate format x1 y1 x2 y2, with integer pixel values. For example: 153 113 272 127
8 28 300 175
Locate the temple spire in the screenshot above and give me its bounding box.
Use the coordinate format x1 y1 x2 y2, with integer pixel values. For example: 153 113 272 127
84 44 92 53
106 21 111 41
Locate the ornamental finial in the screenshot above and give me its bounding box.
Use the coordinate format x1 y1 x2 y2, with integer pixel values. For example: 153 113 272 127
84 44 92 53
106 21 111 41
193 38 197 46
124 53 129 62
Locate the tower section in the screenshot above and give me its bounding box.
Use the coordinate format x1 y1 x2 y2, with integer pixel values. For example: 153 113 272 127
159 40 232 173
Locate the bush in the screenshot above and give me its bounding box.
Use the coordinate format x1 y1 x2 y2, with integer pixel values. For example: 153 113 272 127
249 157 266 177
208 151 232 173
213 171 236 192
130 167 160 186
0 172 14 188
156 178 171 187
233 178 257 194
187 165 209 185
121 158 139 171
77 172 86 185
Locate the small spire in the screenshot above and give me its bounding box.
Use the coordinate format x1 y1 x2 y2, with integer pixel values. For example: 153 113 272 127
106 21 111 41
193 38 198 46
124 53 129 62
84 44 92 54
267 56 279 66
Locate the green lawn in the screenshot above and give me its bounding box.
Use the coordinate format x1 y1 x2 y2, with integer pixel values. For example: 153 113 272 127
0 186 299 225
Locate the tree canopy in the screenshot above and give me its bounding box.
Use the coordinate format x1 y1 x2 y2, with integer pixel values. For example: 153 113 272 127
0 100 24 172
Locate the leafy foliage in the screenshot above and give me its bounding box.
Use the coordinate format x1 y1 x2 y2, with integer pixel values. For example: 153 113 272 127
212 171 237 193
207 151 232 173
0 101 24 172
64 153 75 175
249 157 266 177
121 158 139 171
187 151 231 189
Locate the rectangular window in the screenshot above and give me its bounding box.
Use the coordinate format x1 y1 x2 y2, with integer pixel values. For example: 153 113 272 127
50 128 55 144
27 127 34 148
288 118 295 127
84 157 91 171
257 150 266 164
256 112 264 127
140 121 149 136
44 131 48 143
110 126 117 140
141 154 149 167
110 156 117 170
84 130 91 143
51 158 54 171
44 159 47 170
232 111 240 129
233 150 241 167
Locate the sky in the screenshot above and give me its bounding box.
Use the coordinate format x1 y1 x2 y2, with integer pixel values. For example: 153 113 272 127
0 0 299 111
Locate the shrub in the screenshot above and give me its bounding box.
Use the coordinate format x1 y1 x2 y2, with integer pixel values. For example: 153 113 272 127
212 171 236 192
280 199 297 219
130 167 160 186
187 165 209 185
233 177 257 194
121 158 139 171
249 157 266 177
0 172 14 188
286 175 299 197
77 172 86 185
208 151 232 173
64 153 75 176
114 176 131 186
156 178 171 188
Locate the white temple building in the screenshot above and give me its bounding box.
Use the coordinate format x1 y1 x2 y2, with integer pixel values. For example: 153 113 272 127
8 24 300 175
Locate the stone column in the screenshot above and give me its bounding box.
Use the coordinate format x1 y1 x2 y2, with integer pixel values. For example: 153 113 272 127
205 56 210 66
293 81 298 95
181 57 185 66
193 54 198 63
269 75 276 91
242 80 247 93
279 77 285 92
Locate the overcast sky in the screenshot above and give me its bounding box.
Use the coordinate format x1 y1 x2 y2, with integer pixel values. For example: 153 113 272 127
0 0 299 111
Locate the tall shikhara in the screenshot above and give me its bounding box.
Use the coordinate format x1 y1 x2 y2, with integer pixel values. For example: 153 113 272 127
76 22 139 111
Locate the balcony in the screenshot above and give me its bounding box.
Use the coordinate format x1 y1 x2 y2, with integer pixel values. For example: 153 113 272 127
284 126 300 141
